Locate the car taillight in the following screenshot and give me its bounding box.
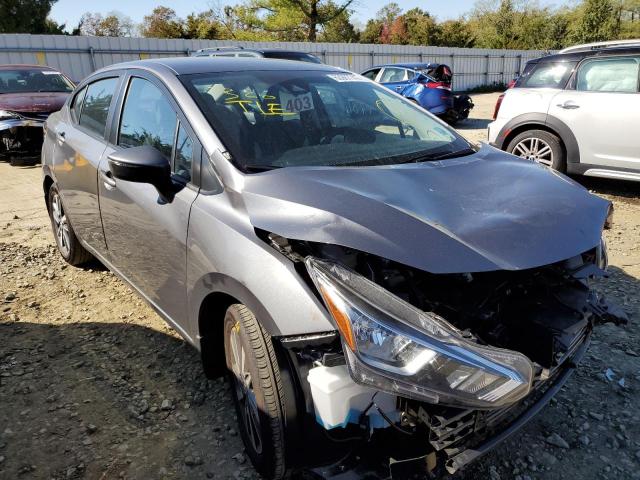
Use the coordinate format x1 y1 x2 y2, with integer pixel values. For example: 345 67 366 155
424 81 451 91
493 93 505 120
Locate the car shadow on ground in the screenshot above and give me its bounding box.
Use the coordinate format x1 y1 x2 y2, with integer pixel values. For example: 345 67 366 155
455 118 492 131
0 320 247 479
573 176 640 201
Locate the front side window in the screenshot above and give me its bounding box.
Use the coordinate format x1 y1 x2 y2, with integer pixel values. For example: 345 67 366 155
520 62 576 89
576 57 640 93
79 77 118 137
379 67 407 83
183 70 470 172
119 77 177 159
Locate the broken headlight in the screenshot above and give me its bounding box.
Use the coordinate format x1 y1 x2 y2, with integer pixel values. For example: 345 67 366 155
0 110 21 121
306 257 533 409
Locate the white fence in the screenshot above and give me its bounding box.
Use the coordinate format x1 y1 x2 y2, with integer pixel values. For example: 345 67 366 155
0 34 549 91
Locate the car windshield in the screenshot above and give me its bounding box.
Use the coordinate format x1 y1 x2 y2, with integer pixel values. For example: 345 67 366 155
0 69 74 94
183 70 472 171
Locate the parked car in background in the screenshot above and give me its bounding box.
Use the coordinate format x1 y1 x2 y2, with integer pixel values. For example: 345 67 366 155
42 57 623 480
192 46 322 63
489 40 640 182
361 62 473 123
0 64 74 165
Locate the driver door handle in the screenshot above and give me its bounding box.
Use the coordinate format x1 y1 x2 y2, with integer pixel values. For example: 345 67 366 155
100 169 116 190
395 86 404 91
56 130 66 144
557 102 580 110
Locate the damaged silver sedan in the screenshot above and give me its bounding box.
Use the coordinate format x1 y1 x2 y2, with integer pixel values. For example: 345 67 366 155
41 57 626 479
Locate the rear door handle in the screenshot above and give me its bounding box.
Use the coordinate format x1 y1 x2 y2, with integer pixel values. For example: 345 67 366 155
100 170 116 190
557 102 580 110
395 86 403 91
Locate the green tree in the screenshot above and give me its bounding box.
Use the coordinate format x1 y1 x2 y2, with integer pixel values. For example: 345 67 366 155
359 18 384 43
572 0 619 43
435 20 475 47
140 6 184 39
0 0 61 34
77 12 134 37
184 10 225 39
232 0 355 42
320 8 359 42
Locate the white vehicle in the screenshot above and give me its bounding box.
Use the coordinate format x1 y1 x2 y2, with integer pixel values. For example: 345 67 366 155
488 40 640 182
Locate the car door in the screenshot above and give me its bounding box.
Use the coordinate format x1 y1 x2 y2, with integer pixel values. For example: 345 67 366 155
51 74 122 254
549 55 640 171
98 72 200 329
379 67 411 94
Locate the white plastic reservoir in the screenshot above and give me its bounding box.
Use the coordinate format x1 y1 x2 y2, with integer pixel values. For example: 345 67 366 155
307 364 397 430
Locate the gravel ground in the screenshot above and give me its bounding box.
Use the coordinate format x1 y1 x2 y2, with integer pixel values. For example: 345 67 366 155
1 92 639 480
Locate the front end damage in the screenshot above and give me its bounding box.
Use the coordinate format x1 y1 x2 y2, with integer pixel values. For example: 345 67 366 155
267 235 627 478
0 113 46 165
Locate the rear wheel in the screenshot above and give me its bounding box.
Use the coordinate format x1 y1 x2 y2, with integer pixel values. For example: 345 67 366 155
224 304 287 479
47 184 93 266
506 129 565 172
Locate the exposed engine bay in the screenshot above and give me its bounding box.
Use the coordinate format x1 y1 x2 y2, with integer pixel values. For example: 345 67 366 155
0 124 44 165
265 232 627 478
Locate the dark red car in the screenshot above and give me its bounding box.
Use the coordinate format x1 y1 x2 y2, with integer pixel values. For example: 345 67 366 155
0 64 74 165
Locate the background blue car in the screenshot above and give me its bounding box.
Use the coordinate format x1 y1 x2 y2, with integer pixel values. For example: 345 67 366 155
361 62 472 124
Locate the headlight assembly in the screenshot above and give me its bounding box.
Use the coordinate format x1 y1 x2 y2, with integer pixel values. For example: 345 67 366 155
306 257 533 409
0 110 21 121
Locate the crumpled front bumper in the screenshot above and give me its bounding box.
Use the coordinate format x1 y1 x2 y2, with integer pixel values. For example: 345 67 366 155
0 117 45 132
307 336 590 479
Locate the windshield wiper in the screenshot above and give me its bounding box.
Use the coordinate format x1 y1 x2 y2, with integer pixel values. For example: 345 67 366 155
424 147 476 160
244 164 282 173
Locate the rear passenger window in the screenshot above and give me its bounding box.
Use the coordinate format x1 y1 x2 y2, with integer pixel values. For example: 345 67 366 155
521 62 574 89
576 57 640 93
71 86 86 123
119 77 177 159
362 69 380 80
79 77 118 137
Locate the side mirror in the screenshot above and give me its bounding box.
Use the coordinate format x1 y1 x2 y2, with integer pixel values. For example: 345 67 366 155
108 146 172 194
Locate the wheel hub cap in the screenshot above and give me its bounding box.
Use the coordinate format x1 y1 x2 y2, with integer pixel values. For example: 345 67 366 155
51 193 71 257
512 137 554 167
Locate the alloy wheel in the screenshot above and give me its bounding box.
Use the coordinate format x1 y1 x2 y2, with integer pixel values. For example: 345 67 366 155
51 193 71 258
512 137 554 167
229 324 263 454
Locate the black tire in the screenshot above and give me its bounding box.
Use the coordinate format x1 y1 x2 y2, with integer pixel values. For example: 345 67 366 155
506 129 566 172
224 304 287 479
47 184 93 266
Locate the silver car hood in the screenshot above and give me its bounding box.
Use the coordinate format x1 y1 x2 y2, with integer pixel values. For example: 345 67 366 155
241 144 610 273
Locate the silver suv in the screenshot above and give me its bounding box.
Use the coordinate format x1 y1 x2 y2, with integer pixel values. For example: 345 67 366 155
42 57 622 479
488 40 640 182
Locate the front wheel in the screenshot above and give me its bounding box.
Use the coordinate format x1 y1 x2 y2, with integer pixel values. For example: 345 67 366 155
506 129 566 172
47 184 93 266
224 304 287 479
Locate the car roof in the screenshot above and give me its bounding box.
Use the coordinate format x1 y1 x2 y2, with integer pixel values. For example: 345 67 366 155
368 62 442 70
0 64 58 71
533 45 640 64
99 57 339 76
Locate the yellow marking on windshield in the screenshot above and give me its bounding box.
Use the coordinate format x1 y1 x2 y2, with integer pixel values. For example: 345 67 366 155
223 88 295 117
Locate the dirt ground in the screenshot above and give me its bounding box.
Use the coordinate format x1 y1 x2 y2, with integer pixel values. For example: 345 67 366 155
1 93 639 480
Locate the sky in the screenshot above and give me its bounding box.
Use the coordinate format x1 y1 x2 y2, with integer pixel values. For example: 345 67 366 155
49 0 488 32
